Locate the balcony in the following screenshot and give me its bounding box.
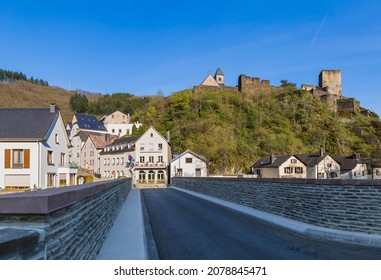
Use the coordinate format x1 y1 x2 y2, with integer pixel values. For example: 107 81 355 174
133 162 166 169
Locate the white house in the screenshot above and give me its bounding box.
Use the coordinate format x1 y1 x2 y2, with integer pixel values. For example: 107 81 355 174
335 154 368 179
99 135 139 179
100 110 142 137
171 150 208 178
133 127 171 187
295 149 340 179
68 113 109 165
0 105 77 189
251 155 307 178
99 126 171 187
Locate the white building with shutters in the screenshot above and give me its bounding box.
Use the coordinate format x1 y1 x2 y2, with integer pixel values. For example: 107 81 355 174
0 105 77 190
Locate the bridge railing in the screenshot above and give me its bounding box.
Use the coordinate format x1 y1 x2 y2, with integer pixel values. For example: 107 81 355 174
0 178 131 260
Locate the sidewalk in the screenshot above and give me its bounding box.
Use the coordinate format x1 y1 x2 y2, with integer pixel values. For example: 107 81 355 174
96 188 146 260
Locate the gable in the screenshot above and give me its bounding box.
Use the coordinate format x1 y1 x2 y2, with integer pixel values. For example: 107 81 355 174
200 74 220 87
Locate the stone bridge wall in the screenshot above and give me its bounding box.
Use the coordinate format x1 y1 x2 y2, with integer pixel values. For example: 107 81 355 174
172 177 381 235
0 179 131 260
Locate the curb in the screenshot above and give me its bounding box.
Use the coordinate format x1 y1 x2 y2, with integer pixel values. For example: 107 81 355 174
171 186 381 249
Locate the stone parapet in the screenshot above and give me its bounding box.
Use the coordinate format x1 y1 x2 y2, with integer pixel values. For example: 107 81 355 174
0 179 131 260
172 177 381 235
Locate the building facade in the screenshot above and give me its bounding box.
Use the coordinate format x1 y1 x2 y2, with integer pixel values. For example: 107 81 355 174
171 150 208 178
133 127 171 187
101 110 142 137
80 134 107 176
0 105 77 189
251 155 307 178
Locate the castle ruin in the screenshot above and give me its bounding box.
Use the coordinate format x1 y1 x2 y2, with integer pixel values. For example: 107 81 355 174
194 68 360 114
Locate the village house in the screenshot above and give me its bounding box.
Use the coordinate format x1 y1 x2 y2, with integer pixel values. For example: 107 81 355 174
69 113 108 165
335 154 368 179
171 150 208 178
99 135 139 179
0 105 77 189
251 155 307 178
100 110 142 137
99 126 171 187
80 134 107 177
295 148 340 179
133 127 171 187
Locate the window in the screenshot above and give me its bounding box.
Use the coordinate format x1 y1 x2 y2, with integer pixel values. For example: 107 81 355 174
47 151 54 165
150 133 153 137
112 158 115 165
176 168 183 177
55 134 59 144
295 167 303 174
330 172 338 178
47 173 55 187
90 151 94 156
195 168 201 177
119 129 122 134
60 153 65 167
120 158 124 165
158 143 163 150
318 172 325 178
126 129 130 135
290 159 297 164
112 129 115 133
149 156 154 163
12 149 24 168
148 170 155 182
158 156 163 163
140 143 145 150
284 167 293 174
157 171 165 182
186 158 193 163
148 143 154 150
140 156 145 163
112 115 114 119
327 163 332 168
139 171 146 182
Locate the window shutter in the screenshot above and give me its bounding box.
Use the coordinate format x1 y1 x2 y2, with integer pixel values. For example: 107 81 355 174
5 149 11 168
24 149 30 169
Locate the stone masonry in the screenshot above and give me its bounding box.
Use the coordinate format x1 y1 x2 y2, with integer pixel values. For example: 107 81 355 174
0 178 131 260
172 177 381 235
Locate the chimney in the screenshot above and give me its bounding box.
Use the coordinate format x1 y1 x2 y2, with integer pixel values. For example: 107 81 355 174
270 155 275 164
49 103 58 113
319 146 324 157
167 130 170 143
352 153 360 160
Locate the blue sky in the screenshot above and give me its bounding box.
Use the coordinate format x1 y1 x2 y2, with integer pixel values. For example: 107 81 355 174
1 1 381 114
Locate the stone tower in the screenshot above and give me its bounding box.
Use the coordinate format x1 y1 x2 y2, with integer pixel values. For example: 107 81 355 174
319 70 342 96
214 67 224 86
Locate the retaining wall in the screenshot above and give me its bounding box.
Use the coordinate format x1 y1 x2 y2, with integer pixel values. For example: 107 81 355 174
0 178 131 260
172 177 381 235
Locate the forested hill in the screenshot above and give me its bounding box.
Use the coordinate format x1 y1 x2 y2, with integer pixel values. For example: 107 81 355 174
132 88 381 174
2 70 381 174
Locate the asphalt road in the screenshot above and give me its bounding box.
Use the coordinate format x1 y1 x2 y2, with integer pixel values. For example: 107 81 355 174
141 188 381 260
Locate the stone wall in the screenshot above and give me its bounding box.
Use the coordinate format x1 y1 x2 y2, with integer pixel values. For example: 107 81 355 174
172 177 381 235
238 74 275 94
0 178 131 260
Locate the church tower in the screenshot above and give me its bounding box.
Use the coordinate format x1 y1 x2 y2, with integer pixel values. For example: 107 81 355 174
214 67 224 86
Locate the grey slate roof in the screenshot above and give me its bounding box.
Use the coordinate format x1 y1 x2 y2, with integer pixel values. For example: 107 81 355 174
0 108 57 140
252 155 294 168
335 155 362 171
100 135 141 155
215 67 224 76
74 113 107 131
295 153 328 167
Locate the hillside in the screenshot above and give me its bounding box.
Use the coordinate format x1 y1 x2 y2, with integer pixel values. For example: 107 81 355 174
0 80 99 122
132 87 381 174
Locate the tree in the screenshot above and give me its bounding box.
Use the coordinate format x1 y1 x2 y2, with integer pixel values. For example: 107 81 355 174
70 93 89 113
